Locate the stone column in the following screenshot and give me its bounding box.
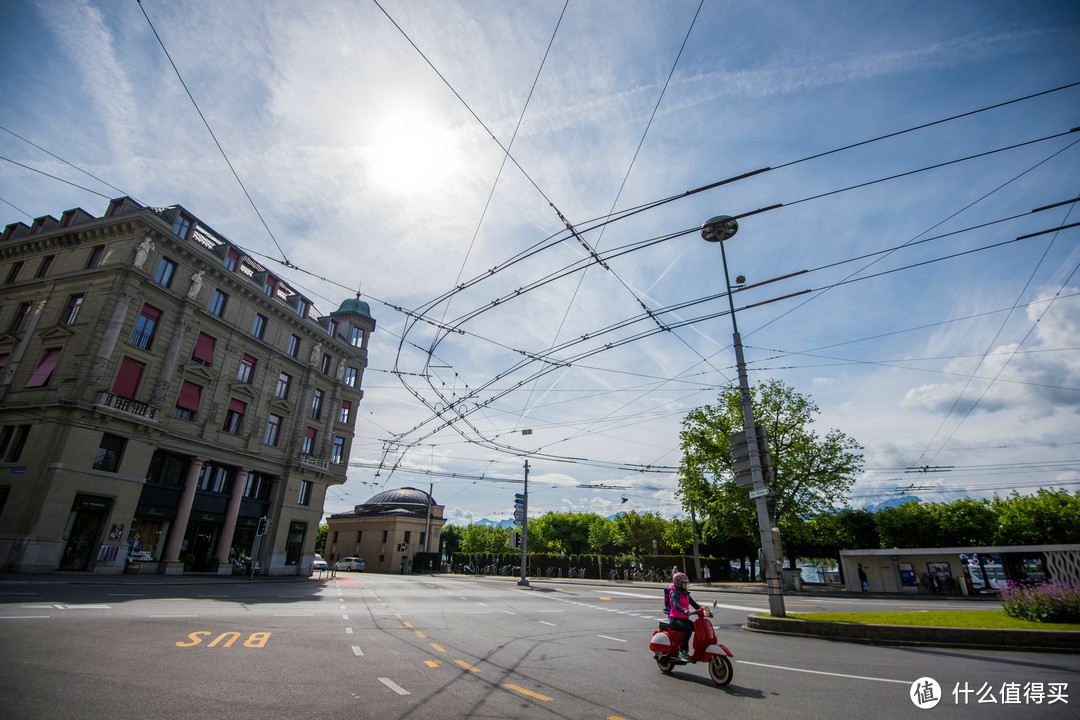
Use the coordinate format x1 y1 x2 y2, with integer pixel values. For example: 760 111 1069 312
215 468 249 573
87 288 137 386
161 457 205 573
150 317 191 404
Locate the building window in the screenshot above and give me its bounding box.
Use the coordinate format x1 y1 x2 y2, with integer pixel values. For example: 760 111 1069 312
236 354 257 384
320 353 331 374
343 367 357 388
302 427 316 454
9 301 31 333
2 425 30 462
198 463 232 493
296 298 309 319
25 348 61 388
224 248 240 272
131 305 162 350
36 255 55 278
264 413 283 446
287 334 300 358
209 290 228 317
310 388 323 420
263 276 276 296
60 294 84 325
350 327 364 347
191 334 215 367
172 213 193 239
404 531 411 544
382 530 388 543
356 531 362 543
93 433 126 472
298 480 312 506
111 357 145 398
86 245 105 268
275 372 291 399
223 399 246 434
251 313 267 340
174 381 202 420
5 261 24 284
328 319 338 338
332 436 345 464
339 400 351 424
154 258 176 288
243 472 272 500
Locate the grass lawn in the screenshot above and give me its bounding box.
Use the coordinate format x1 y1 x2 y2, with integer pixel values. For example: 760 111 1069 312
782 610 1080 631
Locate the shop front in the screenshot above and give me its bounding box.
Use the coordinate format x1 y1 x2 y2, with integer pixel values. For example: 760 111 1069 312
59 494 113 571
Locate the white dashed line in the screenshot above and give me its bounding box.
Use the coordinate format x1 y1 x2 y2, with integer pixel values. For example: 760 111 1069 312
351 646 364 656
378 677 410 695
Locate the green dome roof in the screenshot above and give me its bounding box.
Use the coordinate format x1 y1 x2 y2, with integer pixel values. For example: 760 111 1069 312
335 297 373 318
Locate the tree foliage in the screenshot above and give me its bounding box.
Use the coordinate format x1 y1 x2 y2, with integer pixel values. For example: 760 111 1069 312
677 379 864 552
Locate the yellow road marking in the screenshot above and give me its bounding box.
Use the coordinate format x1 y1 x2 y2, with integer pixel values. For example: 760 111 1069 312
599 596 611 600
395 614 403 619
430 643 446 652
414 630 426 638
424 660 440 668
455 660 481 673
503 684 551 701
402 622 413 628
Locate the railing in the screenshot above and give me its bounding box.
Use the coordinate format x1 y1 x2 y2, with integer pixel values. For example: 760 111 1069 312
97 391 158 420
296 453 330 470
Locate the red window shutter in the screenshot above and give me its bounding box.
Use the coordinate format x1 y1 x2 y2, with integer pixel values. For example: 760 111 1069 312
25 349 62 388
142 305 162 321
305 427 317 440
193 333 216 364
177 381 202 411
111 357 145 398
228 398 246 414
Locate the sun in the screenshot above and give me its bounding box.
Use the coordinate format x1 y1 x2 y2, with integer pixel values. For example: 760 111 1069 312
364 97 468 196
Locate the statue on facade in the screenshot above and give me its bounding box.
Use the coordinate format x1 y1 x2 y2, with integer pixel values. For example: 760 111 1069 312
133 237 154 269
310 342 322 366
187 270 204 299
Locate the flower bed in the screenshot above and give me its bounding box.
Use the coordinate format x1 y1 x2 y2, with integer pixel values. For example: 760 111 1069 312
999 579 1080 623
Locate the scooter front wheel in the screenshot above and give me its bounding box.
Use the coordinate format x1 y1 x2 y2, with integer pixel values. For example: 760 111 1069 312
655 655 675 673
708 655 733 686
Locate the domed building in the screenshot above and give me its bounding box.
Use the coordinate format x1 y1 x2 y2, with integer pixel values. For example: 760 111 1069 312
325 487 445 573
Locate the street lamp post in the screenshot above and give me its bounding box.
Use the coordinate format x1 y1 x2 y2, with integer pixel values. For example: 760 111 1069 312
701 215 786 617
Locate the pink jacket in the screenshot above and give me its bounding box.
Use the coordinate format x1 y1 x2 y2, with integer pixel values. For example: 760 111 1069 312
668 585 700 620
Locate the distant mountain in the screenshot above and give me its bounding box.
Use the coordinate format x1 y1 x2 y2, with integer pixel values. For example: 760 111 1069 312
474 518 516 528
862 496 924 512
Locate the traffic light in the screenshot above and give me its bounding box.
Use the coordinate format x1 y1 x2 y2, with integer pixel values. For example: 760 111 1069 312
255 516 268 537
509 531 521 549
397 542 406 552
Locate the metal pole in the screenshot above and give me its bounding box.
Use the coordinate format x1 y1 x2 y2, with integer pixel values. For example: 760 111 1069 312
518 460 529 586
712 218 786 617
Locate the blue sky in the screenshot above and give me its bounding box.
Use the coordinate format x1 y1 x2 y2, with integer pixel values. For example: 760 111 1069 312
2 0 1078 525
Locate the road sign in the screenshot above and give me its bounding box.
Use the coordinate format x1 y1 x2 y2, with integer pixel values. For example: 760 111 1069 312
749 487 771 499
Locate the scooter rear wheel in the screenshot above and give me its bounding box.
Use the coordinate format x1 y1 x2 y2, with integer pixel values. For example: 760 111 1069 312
708 655 733 686
655 656 675 673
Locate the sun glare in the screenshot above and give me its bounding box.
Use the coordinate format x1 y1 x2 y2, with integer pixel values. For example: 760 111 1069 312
365 101 467 196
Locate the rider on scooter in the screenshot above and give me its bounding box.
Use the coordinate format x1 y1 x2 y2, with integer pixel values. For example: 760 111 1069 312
667 572 701 660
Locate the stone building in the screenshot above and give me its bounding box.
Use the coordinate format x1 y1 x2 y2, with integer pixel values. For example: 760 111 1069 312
0 197 374 575
326 487 445 574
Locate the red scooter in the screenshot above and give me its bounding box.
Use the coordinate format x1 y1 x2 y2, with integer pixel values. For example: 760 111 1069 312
649 602 734 686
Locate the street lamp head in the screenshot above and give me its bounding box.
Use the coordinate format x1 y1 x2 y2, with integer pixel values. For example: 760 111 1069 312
701 215 739 243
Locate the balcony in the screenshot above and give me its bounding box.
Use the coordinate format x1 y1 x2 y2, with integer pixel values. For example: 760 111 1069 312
96 391 159 421
296 453 329 471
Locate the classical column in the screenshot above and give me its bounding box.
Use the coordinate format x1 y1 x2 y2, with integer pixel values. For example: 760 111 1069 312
215 468 249 566
150 317 191 404
162 457 206 568
87 288 137 386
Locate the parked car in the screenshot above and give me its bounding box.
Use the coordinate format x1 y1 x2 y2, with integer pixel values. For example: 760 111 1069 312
313 554 328 571
335 557 365 572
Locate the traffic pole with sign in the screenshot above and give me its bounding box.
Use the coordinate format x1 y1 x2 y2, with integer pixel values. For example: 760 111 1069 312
517 462 529 586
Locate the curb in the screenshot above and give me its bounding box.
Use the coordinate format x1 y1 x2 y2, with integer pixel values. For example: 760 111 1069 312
744 614 1080 654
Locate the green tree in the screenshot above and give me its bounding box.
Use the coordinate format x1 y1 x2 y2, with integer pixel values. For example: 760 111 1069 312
588 516 619 554
663 517 695 554
441 524 463 556
677 379 863 561
934 497 996 546
315 522 328 554
615 510 667 555
992 489 1080 545
460 524 504 553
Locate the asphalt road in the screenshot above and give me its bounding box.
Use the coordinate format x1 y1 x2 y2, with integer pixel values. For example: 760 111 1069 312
1 573 1076 719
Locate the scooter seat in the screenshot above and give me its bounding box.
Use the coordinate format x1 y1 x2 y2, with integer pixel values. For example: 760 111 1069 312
658 621 670 631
